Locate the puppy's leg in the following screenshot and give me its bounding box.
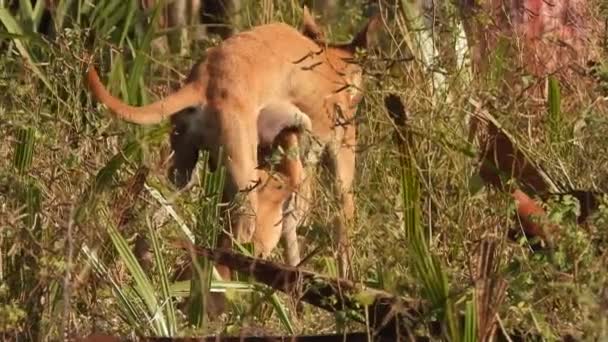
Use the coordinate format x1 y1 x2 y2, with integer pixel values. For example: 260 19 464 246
282 133 323 267
281 169 310 314
281 170 310 267
253 174 290 259
253 129 303 260
328 129 356 279
274 130 307 268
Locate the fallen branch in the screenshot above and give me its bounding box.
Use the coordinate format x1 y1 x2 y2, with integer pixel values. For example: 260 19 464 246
172 240 424 340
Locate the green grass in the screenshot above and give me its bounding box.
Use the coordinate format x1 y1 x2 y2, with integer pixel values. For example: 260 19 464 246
1 0 608 340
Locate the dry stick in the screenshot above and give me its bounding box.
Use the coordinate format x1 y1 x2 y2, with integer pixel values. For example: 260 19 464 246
471 239 508 342
172 240 425 340
169 240 576 342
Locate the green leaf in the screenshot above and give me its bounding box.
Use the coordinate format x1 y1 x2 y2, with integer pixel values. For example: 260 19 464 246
463 300 477 342
268 292 295 335
188 150 227 327
398 127 461 341
12 126 36 175
548 76 562 142
548 76 561 121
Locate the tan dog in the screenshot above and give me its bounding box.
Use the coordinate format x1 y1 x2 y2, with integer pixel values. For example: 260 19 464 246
86 8 378 279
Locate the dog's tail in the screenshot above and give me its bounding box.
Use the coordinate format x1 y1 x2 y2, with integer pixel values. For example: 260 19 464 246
86 66 204 125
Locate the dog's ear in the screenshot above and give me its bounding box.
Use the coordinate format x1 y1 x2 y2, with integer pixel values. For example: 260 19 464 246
350 14 382 50
301 6 325 43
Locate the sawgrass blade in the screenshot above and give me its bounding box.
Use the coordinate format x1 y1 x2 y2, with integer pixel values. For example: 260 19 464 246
82 245 145 334
12 126 36 175
147 217 177 336
106 213 169 335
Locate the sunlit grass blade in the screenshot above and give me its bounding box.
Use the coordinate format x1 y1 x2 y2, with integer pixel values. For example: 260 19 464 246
144 179 224 282
31 0 46 30
267 290 295 334
144 183 195 242
169 280 256 298
169 278 298 334
81 245 145 334
106 211 169 335
147 217 177 336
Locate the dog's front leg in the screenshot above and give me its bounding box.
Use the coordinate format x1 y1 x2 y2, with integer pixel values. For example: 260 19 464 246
211 107 260 281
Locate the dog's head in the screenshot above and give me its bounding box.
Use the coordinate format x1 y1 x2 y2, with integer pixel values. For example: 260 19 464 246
301 6 381 125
